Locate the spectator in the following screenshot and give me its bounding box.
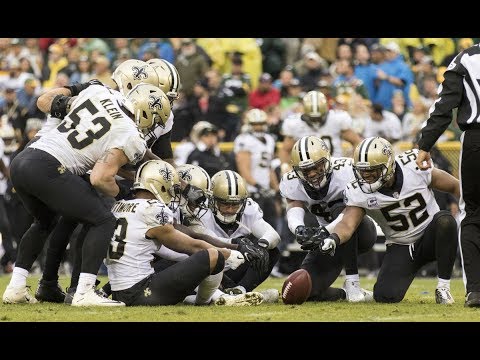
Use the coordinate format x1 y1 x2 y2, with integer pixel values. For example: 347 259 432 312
186 123 235 177
354 44 377 100
373 41 414 110
41 43 68 89
175 38 209 100
248 73 280 111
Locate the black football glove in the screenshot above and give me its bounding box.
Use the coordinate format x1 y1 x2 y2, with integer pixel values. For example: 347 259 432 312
64 79 104 96
295 226 316 249
298 226 330 251
234 237 269 274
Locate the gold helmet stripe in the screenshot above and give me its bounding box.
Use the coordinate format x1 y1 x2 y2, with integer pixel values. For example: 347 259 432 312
359 137 375 163
162 60 179 93
225 170 238 196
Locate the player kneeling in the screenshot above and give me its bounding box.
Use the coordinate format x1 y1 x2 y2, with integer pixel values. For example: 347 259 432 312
105 160 263 306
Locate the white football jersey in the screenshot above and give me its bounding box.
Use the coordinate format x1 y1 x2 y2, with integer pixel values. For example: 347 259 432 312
280 157 354 226
199 198 266 239
344 149 440 245
233 132 276 192
106 198 175 291
35 87 125 138
35 115 61 138
30 85 147 175
144 112 174 148
281 110 353 157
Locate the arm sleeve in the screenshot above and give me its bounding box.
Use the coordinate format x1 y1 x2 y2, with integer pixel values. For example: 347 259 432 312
155 245 189 262
150 130 174 160
251 218 280 249
417 54 466 152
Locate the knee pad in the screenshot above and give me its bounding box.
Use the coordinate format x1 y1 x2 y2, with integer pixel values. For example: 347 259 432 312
434 211 457 232
212 250 225 275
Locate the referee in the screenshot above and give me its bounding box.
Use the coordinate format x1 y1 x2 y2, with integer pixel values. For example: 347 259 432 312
416 42 480 307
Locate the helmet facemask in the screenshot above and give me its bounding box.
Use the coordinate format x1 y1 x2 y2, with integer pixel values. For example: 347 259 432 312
353 162 395 193
352 136 396 194
212 197 247 224
210 170 248 224
294 157 331 190
180 184 210 220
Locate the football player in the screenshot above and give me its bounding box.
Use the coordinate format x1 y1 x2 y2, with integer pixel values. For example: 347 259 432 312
316 137 459 304
2 82 170 306
189 170 281 295
36 59 179 303
280 135 376 302
106 160 263 306
234 108 278 228
279 90 362 166
144 58 181 166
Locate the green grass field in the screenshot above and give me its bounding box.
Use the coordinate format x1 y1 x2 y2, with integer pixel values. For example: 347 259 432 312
0 275 479 322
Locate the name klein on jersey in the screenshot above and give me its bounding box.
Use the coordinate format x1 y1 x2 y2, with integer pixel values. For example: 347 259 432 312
100 99 123 119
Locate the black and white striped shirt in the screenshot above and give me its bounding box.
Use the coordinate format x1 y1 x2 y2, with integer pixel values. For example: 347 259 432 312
418 43 480 152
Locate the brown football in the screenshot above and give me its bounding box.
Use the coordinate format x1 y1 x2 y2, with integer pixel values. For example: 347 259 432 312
281 269 312 305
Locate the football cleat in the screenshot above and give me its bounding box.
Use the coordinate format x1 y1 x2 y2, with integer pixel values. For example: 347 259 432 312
435 287 454 305
259 288 280 303
343 279 366 303
224 285 247 295
465 291 480 307
214 291 264 306
64 286 76 305
72 286 125 307
3 285 38 304
35 278 66 303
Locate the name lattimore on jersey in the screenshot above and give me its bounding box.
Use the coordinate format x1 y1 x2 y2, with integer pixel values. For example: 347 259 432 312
99 99 123 119
111 201 138 213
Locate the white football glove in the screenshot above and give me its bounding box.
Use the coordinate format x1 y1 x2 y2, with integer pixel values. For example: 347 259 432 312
224 249 245 270
319 233 341 256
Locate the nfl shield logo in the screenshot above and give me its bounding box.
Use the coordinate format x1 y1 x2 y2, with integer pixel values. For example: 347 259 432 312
367 197 379 208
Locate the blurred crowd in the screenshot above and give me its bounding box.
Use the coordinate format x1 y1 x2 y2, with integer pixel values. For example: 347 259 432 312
0 37 471 275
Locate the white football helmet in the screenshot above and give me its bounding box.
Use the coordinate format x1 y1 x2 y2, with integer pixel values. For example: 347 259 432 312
210 170 249 224
147 58 181 104
111 59 159 96
176 164 211 220
132 160 180 205
352 136 396 193
123 83 171 132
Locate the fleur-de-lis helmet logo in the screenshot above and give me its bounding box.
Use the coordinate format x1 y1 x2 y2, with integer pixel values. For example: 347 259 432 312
159 165 173 181
178 168 192 182
149 95 163 111
382 145 392 157
132 66 148 80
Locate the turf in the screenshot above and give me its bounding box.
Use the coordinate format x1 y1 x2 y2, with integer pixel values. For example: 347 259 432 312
0 275 478 322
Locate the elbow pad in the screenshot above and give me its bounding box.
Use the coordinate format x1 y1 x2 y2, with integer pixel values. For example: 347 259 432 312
51 95 73 120
286 206 306 235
